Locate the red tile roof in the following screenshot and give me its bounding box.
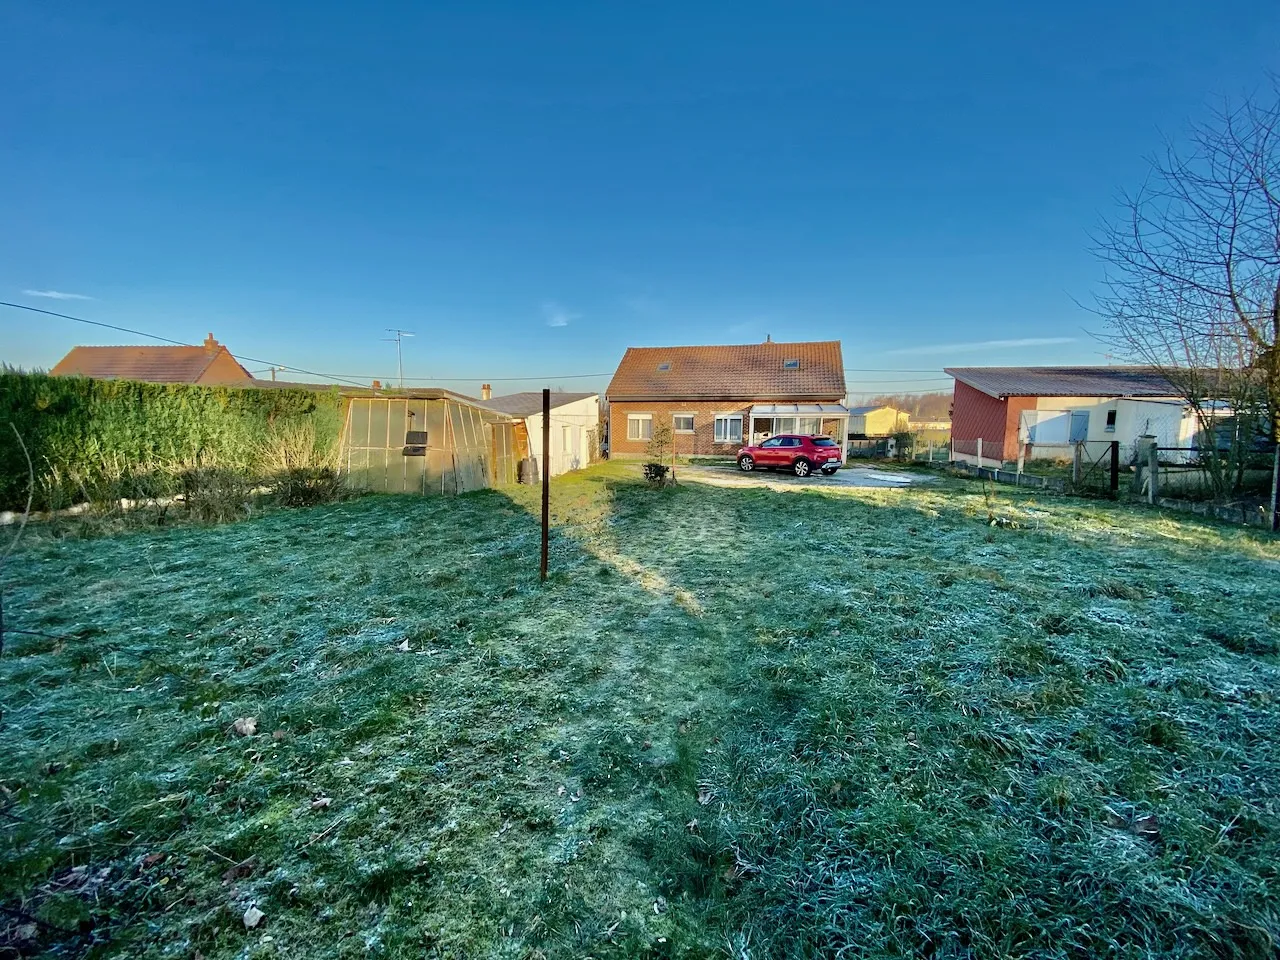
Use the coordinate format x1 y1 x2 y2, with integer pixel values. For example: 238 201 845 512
945 366 1180 399
50 335 252 385
607 340 845 401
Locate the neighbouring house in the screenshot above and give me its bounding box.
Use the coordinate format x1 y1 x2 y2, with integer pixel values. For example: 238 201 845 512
847 404 909 438
606 339 849 458
50 334 253 386
481 389 600 477
911 419 952 433
341 389 520 494
945 366 1205 466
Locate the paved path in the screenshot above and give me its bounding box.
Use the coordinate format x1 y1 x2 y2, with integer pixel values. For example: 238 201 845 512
679 462 930 491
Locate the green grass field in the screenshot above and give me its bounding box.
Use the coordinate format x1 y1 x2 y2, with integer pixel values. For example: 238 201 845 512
3 464 1279 958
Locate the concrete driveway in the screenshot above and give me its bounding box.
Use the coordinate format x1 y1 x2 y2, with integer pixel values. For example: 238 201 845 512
678 462 930 490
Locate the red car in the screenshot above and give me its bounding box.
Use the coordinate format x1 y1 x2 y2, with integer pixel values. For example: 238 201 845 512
736 434 844 477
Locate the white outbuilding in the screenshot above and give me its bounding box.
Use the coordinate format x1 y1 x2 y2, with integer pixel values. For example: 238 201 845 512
481 390 600 477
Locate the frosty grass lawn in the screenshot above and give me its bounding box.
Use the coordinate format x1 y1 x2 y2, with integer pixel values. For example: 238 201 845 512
3 463 1280 958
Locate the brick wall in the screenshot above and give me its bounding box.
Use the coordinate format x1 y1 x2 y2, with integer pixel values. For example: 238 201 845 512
609 400 754 456
195 350 255 386
949 381 1035 461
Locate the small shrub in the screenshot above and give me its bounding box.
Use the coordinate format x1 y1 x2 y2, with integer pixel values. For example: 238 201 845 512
273 467 346 507
642 463 670 484
643 422 674 484
181 468 254 524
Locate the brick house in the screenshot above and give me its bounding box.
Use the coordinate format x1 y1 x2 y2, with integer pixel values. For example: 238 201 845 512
50 333 253 386
606 339 848 458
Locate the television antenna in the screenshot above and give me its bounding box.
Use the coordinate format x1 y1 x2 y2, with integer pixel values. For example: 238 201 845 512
382 329 415 388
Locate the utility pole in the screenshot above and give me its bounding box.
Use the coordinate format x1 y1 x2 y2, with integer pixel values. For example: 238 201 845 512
381 329 415 388
540 388 550 581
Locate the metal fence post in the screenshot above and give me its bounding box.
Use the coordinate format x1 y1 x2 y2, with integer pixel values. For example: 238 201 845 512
1148 441 1160 504
976 438 983 471
1109 440 1120 494
1073 442 1083 487
540 388 550 581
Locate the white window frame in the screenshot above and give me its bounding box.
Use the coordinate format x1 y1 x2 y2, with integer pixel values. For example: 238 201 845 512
626 414 653 441
713 414 743 444
672 413 695 434
797 416 823 435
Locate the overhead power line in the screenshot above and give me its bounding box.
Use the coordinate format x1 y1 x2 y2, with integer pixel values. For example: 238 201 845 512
0 301 609 386
844 367 946 374
0 301 372 388
848 387 950 395
845 378 954 384
3 300 959 389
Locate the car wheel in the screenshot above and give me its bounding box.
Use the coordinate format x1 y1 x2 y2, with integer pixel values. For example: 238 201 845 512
793 458 812 477
738 455 755 472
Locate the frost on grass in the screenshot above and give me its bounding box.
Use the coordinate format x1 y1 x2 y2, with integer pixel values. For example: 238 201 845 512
2 465 1279 958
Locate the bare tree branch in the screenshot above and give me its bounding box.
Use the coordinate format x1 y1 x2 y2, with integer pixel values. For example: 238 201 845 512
1092 80 1280 506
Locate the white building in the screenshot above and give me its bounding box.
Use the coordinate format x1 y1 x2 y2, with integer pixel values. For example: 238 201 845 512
481 390 600 477
945 367 1218 467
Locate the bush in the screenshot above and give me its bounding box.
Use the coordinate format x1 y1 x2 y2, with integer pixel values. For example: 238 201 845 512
642 463 670 484
643 422 674 485
0 371 345 512
273 467 347 507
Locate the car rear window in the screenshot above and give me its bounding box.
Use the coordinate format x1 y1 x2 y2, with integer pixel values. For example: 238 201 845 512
810 437 838 446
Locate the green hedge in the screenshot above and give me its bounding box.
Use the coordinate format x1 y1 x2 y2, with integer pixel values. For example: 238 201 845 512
0 372 345 511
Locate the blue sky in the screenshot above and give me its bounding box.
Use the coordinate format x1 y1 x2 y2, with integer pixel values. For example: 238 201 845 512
2 1 1277 397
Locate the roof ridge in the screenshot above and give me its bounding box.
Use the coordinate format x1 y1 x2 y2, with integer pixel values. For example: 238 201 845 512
622 339 840 351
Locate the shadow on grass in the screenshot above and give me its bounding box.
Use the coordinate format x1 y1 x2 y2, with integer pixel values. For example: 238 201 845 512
4 468 1279 958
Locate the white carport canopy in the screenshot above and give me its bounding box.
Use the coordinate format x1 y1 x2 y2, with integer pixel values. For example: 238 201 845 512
749 403 851 459
750 403 851 417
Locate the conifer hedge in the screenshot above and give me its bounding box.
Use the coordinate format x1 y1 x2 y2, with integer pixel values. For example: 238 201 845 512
0 372 345 510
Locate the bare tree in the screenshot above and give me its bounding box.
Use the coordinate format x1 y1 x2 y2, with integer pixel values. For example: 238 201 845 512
1094 80 1279 523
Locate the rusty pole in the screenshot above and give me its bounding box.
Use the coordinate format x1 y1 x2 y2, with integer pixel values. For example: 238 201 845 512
540 388 550 581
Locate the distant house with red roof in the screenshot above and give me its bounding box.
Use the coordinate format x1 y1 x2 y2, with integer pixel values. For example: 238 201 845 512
50 333 253 386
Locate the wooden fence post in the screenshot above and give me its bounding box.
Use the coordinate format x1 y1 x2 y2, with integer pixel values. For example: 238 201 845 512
1271 445 1279 532
1072 442 1083 487
976 438 983 471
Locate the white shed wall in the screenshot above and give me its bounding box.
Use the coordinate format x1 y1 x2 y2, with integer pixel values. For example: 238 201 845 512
525 395 600 477
1018 395 1195 460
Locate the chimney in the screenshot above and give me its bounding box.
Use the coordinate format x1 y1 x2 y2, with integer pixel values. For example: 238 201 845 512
203 332 219 351
765 334 772 343
481 383 492 401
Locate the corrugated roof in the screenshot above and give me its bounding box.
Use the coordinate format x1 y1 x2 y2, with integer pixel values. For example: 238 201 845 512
848 404 893 416
481 391 597 417
945 366 1180 399
750 403 850 415
607 341 845 400
50 337 252 384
